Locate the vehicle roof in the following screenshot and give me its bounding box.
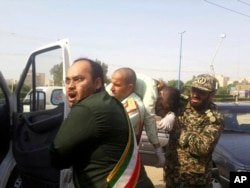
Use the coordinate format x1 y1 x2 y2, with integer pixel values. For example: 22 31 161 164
216 102 250 107
36 86 63 89
35 86 63 91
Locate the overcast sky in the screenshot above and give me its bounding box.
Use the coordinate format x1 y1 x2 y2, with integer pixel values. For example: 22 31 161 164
1 0 250 82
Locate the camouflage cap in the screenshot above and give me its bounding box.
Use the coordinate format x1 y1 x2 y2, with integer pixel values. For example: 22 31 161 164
191 74 218 92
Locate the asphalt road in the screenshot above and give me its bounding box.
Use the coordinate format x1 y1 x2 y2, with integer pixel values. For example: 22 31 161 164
145 165 165 188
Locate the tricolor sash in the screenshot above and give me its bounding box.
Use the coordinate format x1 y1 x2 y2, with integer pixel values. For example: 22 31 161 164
106 106 141 188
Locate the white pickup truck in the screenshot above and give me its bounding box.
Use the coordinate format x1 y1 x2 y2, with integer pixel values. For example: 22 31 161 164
23 86 64 112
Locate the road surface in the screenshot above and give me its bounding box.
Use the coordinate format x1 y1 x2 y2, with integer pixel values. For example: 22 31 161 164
145 165 164 188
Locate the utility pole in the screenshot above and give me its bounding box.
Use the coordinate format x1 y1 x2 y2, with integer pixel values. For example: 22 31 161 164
210 33 226 76
178 31 186 90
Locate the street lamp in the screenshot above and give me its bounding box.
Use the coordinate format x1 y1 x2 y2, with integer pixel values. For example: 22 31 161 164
210 33 226 76
177 31 186 90
11 79 14 92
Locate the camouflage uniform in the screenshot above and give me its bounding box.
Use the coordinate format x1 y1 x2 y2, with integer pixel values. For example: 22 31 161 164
164 74 224 188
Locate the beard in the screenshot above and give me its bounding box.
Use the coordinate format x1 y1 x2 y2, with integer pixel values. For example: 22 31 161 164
190 96 210 111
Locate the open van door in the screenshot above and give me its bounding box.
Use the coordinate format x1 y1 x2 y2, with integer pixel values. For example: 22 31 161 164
0 39 71 188
0 72 16 188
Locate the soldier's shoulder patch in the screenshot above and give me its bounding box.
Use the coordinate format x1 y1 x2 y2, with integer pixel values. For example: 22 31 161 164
127 98 137 111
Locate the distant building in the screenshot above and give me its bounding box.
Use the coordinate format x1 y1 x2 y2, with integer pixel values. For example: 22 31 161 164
24 70 46 87
228 84 250 98
215 75 230 87
214 75 250 98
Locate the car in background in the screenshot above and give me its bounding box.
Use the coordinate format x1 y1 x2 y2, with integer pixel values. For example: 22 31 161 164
23 86 64 112
213 102 250 188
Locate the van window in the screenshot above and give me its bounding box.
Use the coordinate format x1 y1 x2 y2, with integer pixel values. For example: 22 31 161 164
23 90 45 103
51 89 63 105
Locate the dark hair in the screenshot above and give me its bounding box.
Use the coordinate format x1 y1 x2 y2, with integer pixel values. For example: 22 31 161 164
164 86 180 115
73 57 104 86
155 85 180 117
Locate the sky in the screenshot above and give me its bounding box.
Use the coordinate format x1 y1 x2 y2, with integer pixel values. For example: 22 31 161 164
1 0 250 83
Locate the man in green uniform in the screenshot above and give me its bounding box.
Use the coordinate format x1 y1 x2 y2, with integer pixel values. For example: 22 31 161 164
164 74 224 188
50 58 142 188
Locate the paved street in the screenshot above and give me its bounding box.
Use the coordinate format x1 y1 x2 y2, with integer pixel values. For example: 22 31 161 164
145 165 165 188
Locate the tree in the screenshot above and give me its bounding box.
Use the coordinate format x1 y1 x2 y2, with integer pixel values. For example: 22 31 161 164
182 79 193 96
167 80 179 88
20 84 31 100
233 80 239 85
50 63 63 86
167 79 185 92
21 84 31 93
217 86 229 95
50 60 109 85
95 59 109 84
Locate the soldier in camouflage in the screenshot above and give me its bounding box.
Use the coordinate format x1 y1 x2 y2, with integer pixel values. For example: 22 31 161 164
164 74 224 188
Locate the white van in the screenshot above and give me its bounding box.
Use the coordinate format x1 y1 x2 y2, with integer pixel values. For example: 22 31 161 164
23 86 64 112
0 39 72 188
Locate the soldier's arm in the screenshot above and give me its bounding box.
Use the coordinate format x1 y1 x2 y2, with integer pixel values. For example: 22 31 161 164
50 105 97 169
179 114 224 156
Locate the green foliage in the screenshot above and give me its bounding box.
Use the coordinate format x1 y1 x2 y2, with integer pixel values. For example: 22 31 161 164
167 80 179 88
227 83 235 89
49 60 109 85
213 95 250 102
233 80 239 85
50 63 63 86
20 84 31 101
0 91 5 104
0 83 30 103
21 84 31 93
167 79 187 93
181 79 193 95
216 86 229 95
95 59 109 84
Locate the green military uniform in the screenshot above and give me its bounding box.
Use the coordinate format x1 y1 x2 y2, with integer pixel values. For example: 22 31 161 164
50 90 131 188
164 74 224 188
51 91 154 188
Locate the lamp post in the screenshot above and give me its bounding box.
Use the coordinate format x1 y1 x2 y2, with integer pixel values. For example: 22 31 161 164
210 33 226 76
11 79 14 92
178 31 186 90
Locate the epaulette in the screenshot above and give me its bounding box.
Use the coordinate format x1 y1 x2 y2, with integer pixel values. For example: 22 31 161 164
127 98 137 111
